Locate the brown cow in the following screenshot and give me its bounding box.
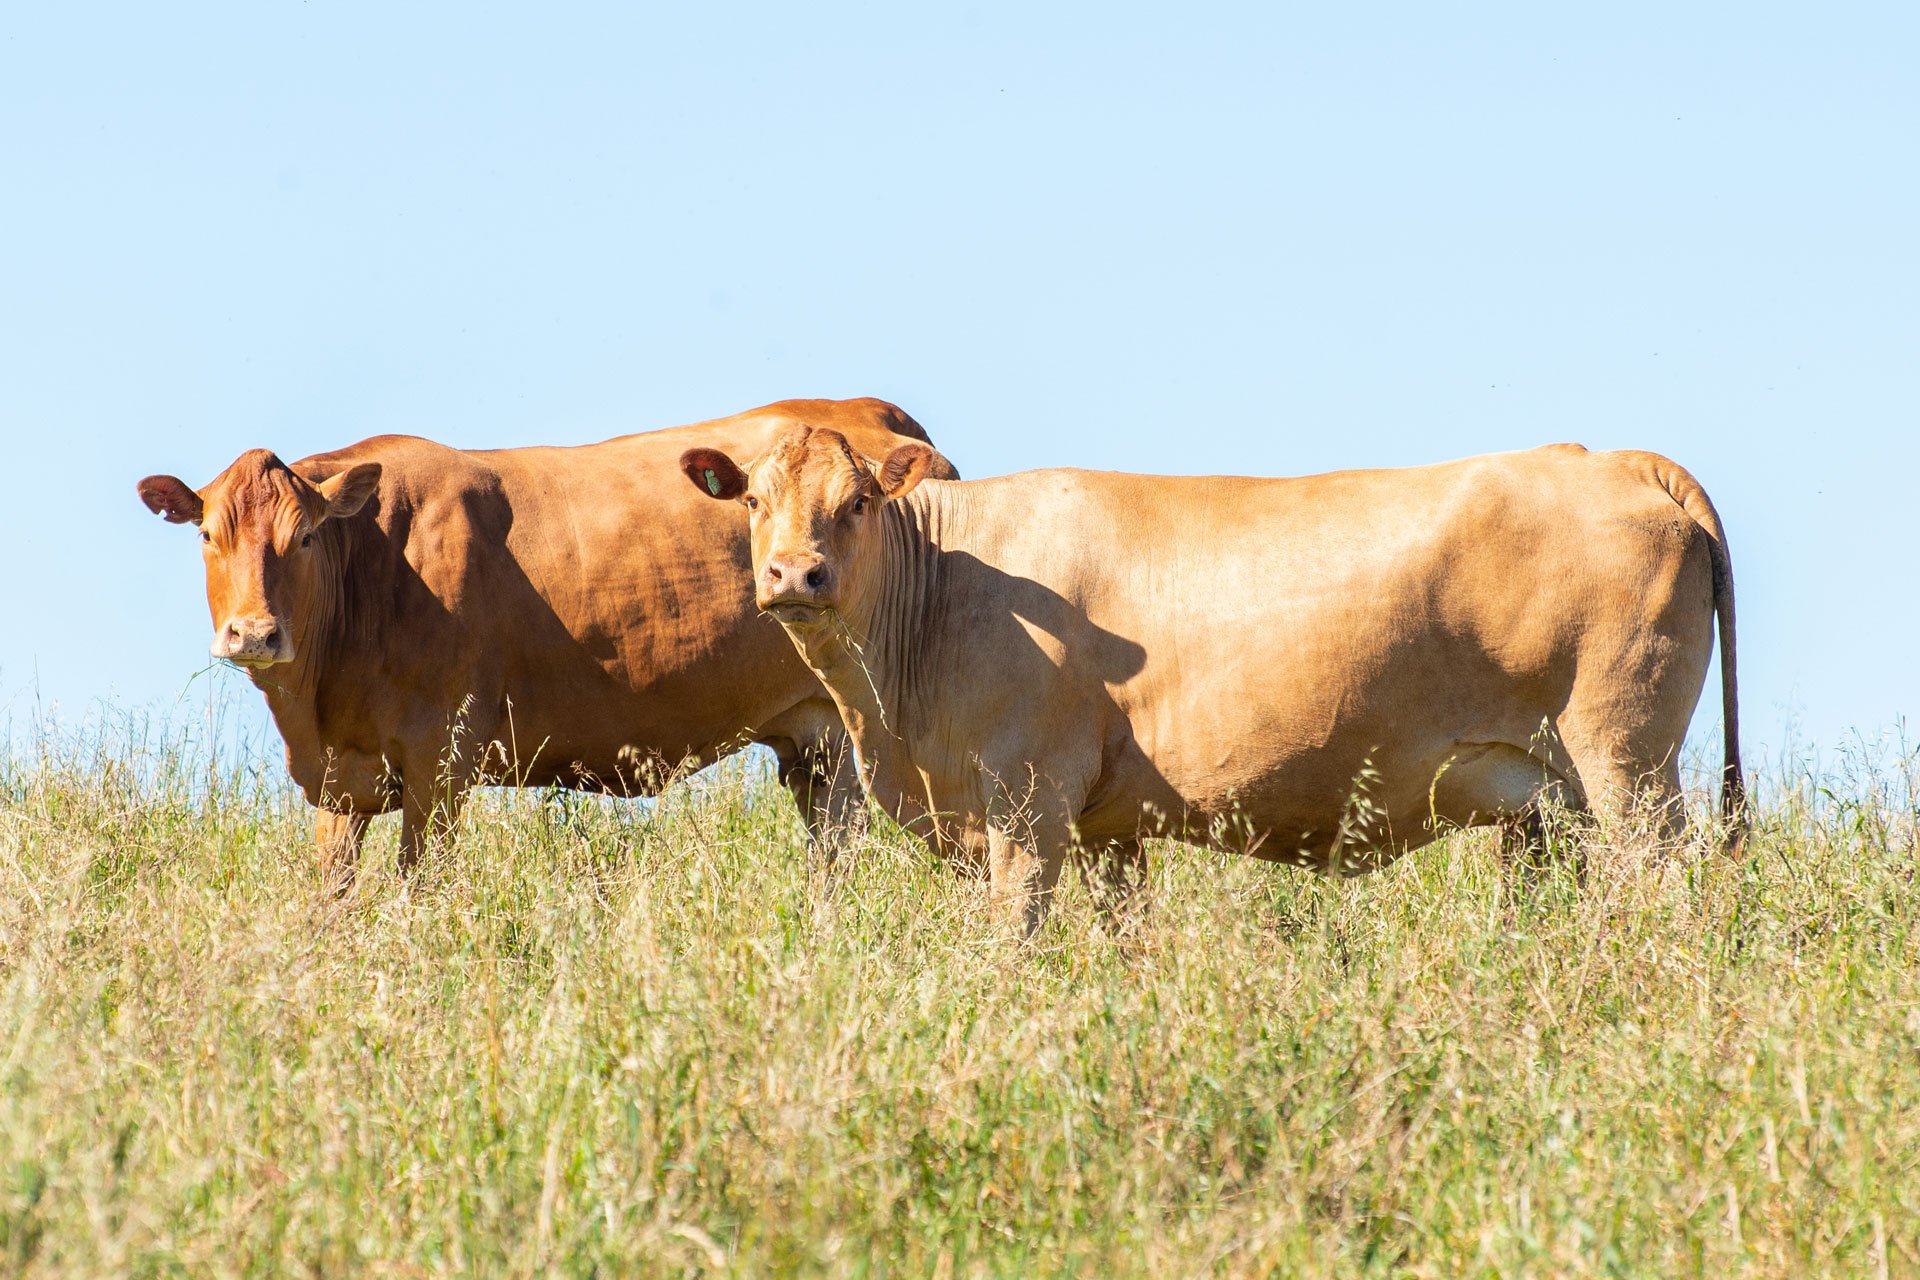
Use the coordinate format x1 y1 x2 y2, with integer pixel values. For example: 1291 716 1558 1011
137 399 958 885
681 427 1743 935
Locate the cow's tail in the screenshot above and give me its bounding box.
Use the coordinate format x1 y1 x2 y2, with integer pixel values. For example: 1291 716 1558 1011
1655 459 1747 847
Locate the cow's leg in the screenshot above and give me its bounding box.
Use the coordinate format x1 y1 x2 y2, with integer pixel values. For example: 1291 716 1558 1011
773 736 864 879
985 786 1075 939
931 821 992 880
770 740 820 838
1496 806 1561 890
1557 551 1713 854
314 808 371 895
1424 740 1585 888
1556 686 1690 855
1645 758 1687 845
987 824 1066 939
1564 742 1687 854
814 750 867 871
399 780 468 875
395 708 498 875
1075 838 1148 930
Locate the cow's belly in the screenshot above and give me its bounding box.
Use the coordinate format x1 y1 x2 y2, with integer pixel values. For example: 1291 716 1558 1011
468 715 779 794
463 657 826 793
1080 677 1565 864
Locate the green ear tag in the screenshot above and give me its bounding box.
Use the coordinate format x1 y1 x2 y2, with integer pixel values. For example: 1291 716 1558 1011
704 468 721 497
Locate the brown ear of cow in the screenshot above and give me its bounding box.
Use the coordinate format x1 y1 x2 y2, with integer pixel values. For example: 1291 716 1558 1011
876 443 935 500
317 462 382 520
137 475 204 524
680 448 748 501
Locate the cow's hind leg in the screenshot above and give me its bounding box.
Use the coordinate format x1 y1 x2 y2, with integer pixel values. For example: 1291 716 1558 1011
1074 838 1148 932
314 808 371 895
772 735 864 880
1496 806 1582 889
399 780 469 876
1560 734 1688 856
1427 741 1585 888
1556 525 1716 855
396 710 497 876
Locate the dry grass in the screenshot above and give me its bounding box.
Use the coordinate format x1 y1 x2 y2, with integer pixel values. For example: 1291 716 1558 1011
1 719 1917 1277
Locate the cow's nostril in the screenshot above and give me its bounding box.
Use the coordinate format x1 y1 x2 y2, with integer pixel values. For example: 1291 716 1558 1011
804 566 825 591
263 628 280 650
766 562 784 584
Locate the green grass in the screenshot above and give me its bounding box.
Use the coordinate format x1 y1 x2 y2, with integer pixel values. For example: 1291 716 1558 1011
1 724 1917 1277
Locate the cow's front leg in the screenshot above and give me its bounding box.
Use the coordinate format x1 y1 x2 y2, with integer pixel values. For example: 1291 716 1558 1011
314 808 371 895
985 796 1073 939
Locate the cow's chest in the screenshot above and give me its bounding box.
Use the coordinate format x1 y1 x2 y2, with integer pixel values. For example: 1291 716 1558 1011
282 742 399 813
261 687 403 812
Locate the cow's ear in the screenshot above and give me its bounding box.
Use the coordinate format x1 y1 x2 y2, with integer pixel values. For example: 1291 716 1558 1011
137 475 204 525
317 463 381 521
875 443 935 500
680 448 748 501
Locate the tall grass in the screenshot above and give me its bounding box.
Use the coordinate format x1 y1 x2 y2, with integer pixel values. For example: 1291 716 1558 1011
0 719 1916 1277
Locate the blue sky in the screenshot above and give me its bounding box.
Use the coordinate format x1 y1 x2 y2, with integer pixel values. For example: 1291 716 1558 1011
2 2 1914 767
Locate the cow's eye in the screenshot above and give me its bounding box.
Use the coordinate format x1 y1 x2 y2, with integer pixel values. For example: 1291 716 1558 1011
300 533 312 548
851 495 869 516
743 495 759 512
200 530 211 545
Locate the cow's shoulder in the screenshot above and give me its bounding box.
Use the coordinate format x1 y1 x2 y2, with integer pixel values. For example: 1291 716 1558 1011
635 399 950 482
294 434 503 497
292 436 513 570
739 396 930 442
294 433 481 479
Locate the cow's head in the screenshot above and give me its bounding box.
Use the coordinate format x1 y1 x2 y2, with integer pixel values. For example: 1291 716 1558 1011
137 450 381 667
680 426 936 631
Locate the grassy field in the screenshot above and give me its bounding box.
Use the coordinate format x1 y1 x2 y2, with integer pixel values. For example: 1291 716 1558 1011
1 723 1917 1278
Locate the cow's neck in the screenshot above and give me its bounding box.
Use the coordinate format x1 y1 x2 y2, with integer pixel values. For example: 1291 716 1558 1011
246 521 362 751
784 494 948 799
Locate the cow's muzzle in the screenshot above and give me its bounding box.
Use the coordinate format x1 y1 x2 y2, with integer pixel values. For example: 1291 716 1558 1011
213 616 293 667
758 554 834 618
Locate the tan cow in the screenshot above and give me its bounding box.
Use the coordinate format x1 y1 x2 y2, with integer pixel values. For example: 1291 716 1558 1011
137 399 958 885
681 427 1743 934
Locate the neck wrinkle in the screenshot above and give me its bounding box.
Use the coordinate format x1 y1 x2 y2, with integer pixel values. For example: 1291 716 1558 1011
269 518 355 707
867 493 941 734
795 494 940 771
